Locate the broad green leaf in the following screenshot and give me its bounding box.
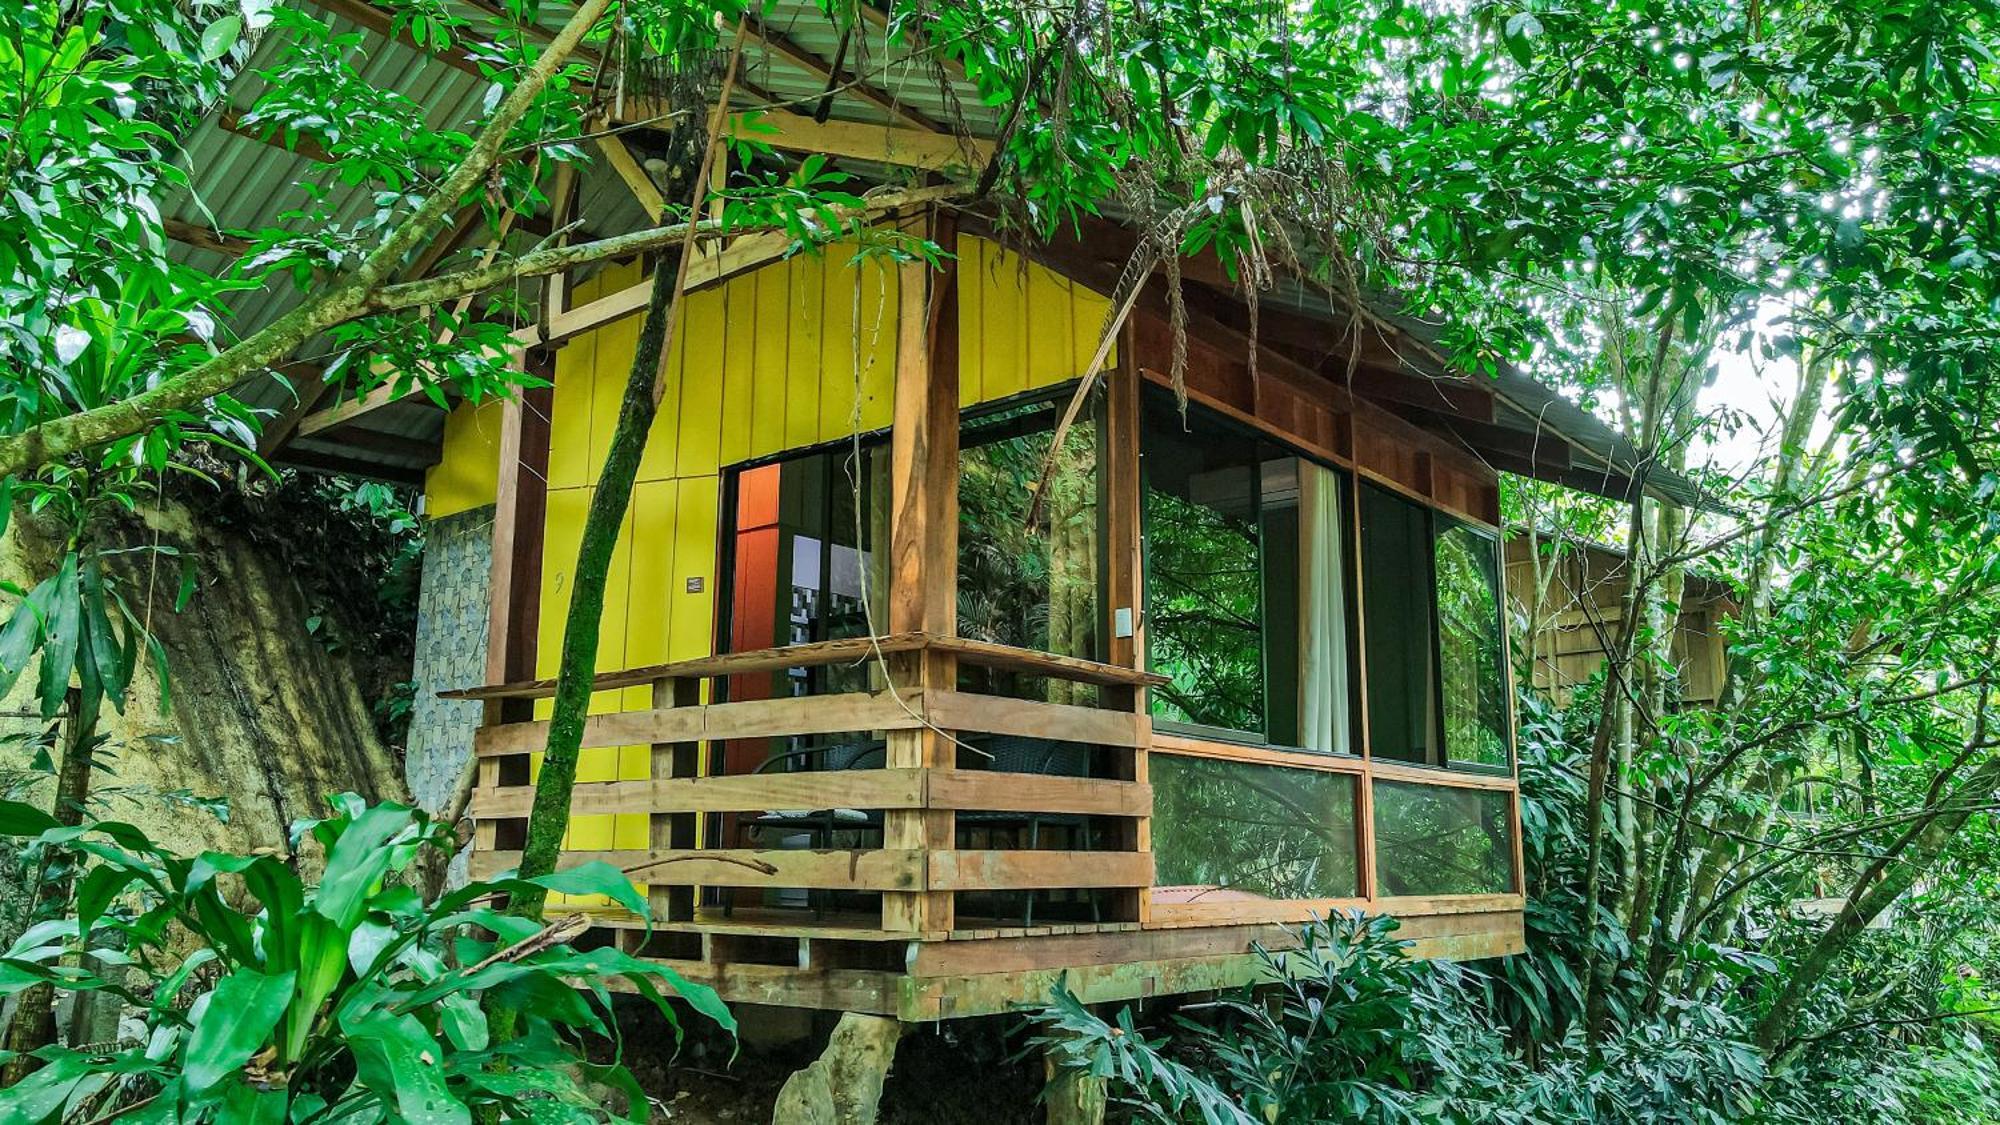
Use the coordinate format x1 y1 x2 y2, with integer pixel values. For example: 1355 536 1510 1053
219 1081 288 1125
34 553 81 721
342 1009 471 1125
0 799 59 837
182 969 295 1097
314 804 415 929
199 15 240 61
0 1049 93 1125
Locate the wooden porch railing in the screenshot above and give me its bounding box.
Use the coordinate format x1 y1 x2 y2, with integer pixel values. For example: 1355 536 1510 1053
448 633 1165 941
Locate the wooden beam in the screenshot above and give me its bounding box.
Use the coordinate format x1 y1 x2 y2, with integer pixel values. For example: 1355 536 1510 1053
595 134 667 221
473 691 927 756
217 107 333 163
299 0 489 79
1338 365 1496 424
743 13 944 132
486 378 550 684
928 851 1153 892
257 362 331 455
521 230 795 346
275 447 425 486
400 204 488 283
300 424 438 465
923 690 1150 749
1388 409 1572 473
881 211 958 934
925 772 1151 818
727 109 989 172
474 769 930 818
164 217 250 257
470 848 927 891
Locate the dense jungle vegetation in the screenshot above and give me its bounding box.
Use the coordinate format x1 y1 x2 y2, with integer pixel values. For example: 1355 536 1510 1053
2 0 1999 1120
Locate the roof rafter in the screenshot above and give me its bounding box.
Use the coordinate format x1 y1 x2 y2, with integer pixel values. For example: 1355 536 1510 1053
742 12 945 133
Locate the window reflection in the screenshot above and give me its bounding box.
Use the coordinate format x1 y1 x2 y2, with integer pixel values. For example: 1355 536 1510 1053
1372 781 1515 896
1436 521 1508 767
1359 484 1510 770
1153 756 1360 902
1142 392 1352 750
957 393 1102 702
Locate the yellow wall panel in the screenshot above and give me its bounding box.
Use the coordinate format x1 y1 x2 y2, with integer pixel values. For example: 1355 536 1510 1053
676 286 727 477
975 237 1028 402
594 502 635 674
955 234 1115 407
632 308 679 482
668 478 718 662
858 257 897 435
547 330 595 490
957 236 986 408
536 487 590 680
424 398 503 518
1026 259 1078 391
785 253 824 450
721 278 758 466
749 264 791 458
625 479 679 667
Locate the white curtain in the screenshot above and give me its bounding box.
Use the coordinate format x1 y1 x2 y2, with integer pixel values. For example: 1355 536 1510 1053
1297 464 1349 753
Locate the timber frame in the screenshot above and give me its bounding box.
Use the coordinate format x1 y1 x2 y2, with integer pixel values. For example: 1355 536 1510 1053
439 199 1534 1018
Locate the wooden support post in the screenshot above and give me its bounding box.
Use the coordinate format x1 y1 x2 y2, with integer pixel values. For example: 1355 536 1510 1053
486 367 551 687
882 212 958 935
649 675 702 923
771 1012 904 1125
1102 336 1151 924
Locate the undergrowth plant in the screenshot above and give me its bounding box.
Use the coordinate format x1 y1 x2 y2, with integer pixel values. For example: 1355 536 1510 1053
0 794 731 1123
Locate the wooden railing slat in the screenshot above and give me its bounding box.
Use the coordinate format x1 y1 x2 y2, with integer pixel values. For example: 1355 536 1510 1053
443 633 1165 702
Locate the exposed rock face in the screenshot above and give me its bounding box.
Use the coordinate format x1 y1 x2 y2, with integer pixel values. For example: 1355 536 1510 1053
0 500 407 942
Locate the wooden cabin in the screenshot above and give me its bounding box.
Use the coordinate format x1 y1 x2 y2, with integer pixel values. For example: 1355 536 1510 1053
1506 534 1737 708
174 2 1697 1026
411 215 1697 1021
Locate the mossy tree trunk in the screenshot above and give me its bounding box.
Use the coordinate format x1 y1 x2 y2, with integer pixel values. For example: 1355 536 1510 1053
503 260 679 922
2 685 102 1083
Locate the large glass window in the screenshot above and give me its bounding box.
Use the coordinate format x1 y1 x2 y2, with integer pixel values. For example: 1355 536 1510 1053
1153 756 1359 901
956 392 1103 700
1359 483 1508 769
1372 781 1516 896
1435 522 1509 768
1141 392 1352 751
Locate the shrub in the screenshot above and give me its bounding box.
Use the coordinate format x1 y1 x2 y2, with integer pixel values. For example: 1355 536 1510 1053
0 794 730 1123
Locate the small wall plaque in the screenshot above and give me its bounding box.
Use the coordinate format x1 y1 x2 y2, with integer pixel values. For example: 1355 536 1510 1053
685 577 704 594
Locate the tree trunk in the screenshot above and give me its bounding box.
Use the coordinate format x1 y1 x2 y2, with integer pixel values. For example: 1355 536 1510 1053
504 261 680 922
2 686 102 1084
1754 743 2000 1049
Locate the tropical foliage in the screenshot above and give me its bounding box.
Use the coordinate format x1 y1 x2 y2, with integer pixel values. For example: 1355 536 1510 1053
2 0 2000 1115
0 794 730 1122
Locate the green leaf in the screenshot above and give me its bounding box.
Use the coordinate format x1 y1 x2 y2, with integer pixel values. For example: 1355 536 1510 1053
521 861 648 917
342 1009 472 1125
183 969 295 1098
80 559 129 710
0 1050 93 1125
0 799 59 837
219 1081 288 1125
75 863 140 934
314 804 416 928
35 553 81 721
200 15 240 61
